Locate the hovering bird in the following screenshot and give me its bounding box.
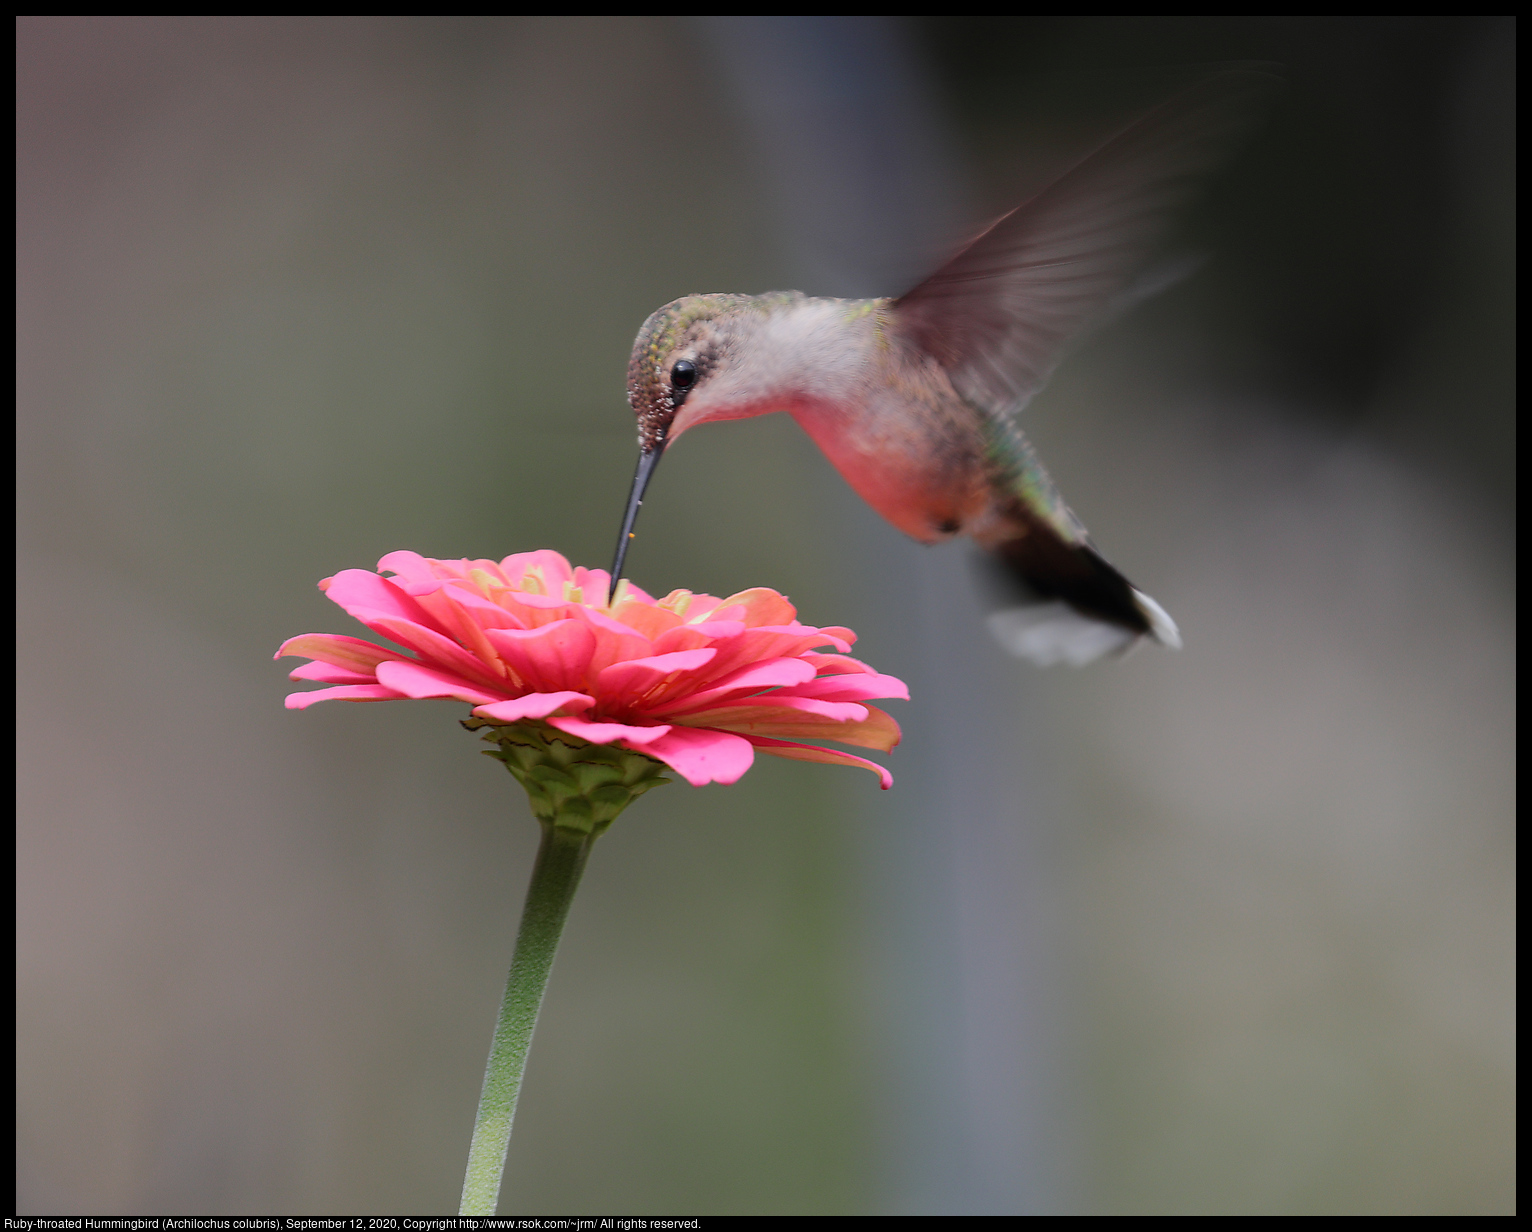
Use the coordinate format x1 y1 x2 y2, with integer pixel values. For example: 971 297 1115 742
609 72 1275 665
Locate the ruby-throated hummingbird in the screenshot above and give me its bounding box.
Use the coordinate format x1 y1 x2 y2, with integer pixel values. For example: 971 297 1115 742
609 72 1275 665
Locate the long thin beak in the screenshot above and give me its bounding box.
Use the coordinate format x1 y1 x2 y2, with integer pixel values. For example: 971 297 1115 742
608 444 665 603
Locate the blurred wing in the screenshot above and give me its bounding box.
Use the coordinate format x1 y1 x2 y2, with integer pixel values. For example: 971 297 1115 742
893 71 1279 417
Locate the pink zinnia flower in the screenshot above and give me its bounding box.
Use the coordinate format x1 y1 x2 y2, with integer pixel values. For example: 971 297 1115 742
277 550 907 788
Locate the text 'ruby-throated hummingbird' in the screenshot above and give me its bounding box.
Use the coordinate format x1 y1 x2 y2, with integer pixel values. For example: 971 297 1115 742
609 72 1276 665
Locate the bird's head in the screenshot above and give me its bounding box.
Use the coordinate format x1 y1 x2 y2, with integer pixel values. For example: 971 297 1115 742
626 292 797 451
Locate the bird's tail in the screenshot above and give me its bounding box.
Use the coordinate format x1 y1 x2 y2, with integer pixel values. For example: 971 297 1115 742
974 532 1180 667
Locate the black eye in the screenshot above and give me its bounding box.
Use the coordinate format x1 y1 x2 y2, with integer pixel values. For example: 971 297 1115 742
670 359 697 390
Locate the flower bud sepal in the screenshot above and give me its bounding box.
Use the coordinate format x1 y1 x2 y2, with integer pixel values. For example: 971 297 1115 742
463 716 672 838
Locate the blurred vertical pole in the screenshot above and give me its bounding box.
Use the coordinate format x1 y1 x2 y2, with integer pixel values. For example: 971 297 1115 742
697 17 1064 1215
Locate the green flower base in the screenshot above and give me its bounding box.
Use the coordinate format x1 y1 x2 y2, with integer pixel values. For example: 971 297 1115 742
462 716 672 835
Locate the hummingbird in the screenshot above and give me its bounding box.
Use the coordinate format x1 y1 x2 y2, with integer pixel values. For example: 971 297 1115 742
608 72 1275 665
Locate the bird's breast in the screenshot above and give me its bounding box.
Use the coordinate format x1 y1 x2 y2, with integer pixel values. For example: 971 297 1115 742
789 382 991 545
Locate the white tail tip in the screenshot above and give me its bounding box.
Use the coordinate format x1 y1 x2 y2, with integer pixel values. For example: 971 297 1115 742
1132 588 1182 649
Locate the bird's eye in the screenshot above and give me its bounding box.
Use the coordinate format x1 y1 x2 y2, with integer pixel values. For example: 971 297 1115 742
670 359 697 390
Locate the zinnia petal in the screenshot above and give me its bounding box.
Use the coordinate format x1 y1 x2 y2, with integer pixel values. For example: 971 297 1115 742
423 579 532 632
713 588 798 627
501 549 576 597
572 565 613 601
322 569 452 638
285 684 405 709
497 589 578 624
744 736 893 789
404 585 524 672
595 648 717 702
606 596 683 642
680 697 869 727
360 613 511 690
375 659 506 705
474 691 596 723
545 716 673 746
687 702 902 752
651 620 747 655
783 671 911 704
572 608 657 675
699 627 852 681
799 652 875 676
287 661 377 685
636 726 756 786
678 594 726 621
375 549 440 583
648 656 818 715
484 620 598 693
275 633 405 673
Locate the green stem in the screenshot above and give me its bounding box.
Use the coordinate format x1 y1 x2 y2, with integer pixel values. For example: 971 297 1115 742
459 821 595 1215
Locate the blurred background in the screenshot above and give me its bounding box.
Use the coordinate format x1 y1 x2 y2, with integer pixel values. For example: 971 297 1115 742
17 17 1514 1215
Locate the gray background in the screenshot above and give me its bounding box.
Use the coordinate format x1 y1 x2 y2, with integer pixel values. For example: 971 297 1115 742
18 16 1514 1215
